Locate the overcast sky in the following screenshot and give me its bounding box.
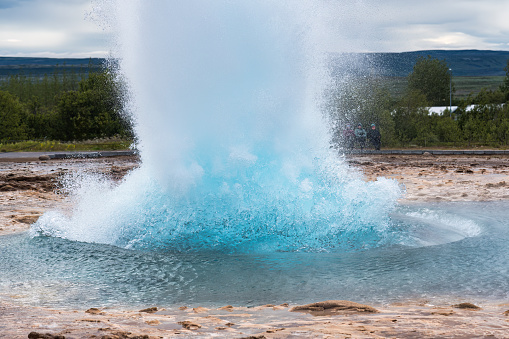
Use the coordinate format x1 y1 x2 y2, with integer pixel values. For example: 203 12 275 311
1 0 508 58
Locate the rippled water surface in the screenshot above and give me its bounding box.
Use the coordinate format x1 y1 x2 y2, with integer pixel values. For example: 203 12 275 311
1 202 508 309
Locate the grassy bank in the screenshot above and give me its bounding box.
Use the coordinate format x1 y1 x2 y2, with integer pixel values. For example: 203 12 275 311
0 139 133 153
3 139 509 154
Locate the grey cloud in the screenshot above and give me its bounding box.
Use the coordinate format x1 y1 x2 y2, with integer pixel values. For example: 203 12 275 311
0 0 29 10
1 0 509 57
0 0 109 57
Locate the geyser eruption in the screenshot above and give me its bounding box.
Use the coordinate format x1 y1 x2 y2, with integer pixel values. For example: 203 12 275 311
32 0 402 252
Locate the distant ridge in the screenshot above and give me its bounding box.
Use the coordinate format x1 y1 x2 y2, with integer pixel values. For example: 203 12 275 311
371 50 509 77
333 50 509 77
0 57 104 77
2 50 509 77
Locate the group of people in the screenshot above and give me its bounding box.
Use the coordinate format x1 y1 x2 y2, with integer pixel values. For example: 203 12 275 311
341 123 381 150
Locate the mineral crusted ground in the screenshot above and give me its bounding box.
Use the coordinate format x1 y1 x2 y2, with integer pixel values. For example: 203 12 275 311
1 153 509 338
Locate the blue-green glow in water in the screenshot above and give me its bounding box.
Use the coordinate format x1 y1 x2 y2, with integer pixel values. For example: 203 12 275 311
30 0 402 253
3 203 508 309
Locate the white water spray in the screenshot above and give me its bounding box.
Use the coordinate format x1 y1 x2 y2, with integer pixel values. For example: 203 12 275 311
32 0 402 252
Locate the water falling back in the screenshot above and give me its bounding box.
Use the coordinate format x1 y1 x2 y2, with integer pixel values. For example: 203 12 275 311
32 0 402 252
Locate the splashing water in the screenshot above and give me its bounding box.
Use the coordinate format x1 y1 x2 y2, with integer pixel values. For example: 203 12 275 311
32 1 402 252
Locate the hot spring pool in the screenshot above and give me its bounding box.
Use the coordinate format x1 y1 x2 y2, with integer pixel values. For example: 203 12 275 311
1 201 508 310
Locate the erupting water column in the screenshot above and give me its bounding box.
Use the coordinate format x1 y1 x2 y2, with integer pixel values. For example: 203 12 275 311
32 0 401 252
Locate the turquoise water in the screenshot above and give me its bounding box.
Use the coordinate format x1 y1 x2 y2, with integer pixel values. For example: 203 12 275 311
2 202 508 309
30 162 401 253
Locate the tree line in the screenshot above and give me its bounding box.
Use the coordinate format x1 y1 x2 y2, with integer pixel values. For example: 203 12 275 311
1 56 509 148
0 63 132 142
331 56 509 148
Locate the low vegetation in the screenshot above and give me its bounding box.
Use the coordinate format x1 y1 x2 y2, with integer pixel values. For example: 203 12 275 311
0 138 132 153
0 63 132 147
332 57 509 148
1 55 509 150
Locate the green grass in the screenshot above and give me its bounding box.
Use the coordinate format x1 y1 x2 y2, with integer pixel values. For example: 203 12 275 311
0 139 133 153
380 76 505 101
453 76 504 98
384 143 509 150
378 77 407 99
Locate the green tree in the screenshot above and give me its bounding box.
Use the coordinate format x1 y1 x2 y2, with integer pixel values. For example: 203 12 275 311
496 117 509 146
54 72 128 140
0 90 27 140
471 88 505 105
432 115 461 144
458 103 503 147
499 59 509 101
407 56 454 106
393 89 429 143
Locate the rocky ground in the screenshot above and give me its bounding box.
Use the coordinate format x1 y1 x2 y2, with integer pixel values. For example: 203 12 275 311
348 153 509 202
2 299 509 338
1 153 509 338
0 156 138 236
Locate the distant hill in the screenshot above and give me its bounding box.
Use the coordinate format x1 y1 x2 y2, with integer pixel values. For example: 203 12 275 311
0 57 104 77
333 50 509 77
2 50 509 78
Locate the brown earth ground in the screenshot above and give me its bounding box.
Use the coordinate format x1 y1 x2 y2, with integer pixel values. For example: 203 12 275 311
1 153 509 338
348 153 509 202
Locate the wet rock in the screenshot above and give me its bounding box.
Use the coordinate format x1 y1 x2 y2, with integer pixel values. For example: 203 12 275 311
139 307 158 313
485 181 506 188
178 320 201 330
455 168 474 174
0 173 56 192
28 332 65 339
14 215 40 224
431 310 455 316
99 331 149 339
80 319 102 323
38 155 51 161
85 307 105 315
218 305 234 311
290 300 378 316
193 306 209 313
453 303 481 310
0 184 16 191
